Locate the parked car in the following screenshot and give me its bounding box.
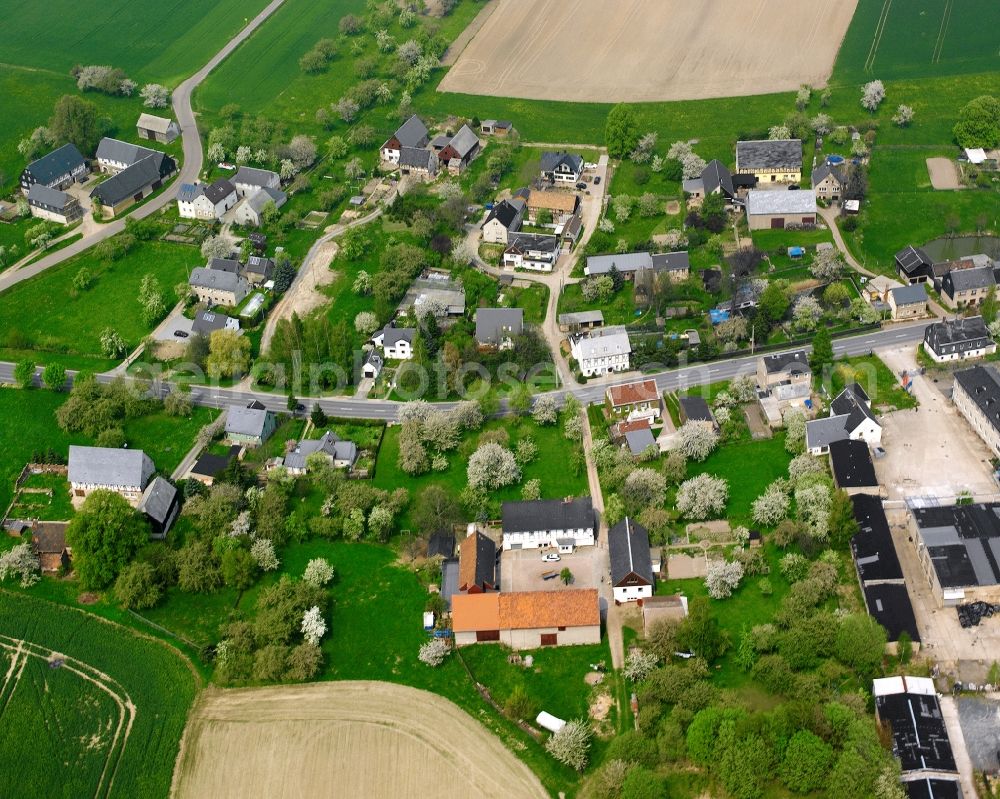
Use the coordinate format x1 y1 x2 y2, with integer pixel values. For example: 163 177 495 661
174 330 189 338
541 553 561 563
594 176 601 185
575 182 587 190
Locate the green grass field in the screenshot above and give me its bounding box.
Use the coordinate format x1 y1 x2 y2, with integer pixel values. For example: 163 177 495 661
0 591 198 799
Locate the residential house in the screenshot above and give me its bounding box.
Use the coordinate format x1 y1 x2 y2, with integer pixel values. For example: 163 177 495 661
452 589 601 649
584 250 690 280
873 677 957 780
651 252 691 282
887 284 928 320
953 365 1000 457
20 143 88 194
189 446 239 487
745 189 816 230
558 310 604 332
624 426 658 456
189 266 250 307
380 115 430 165
811 163 846 200
136 113 180 143
233 186 287 227
177 179 238 220
609 517 655 603
940 265 995 309
757 349 811 394
362 352 383 379
225 400 277 447
95 138 160 173
27 184 83 224
458 530 497 593
682 159 756 203
192 310 240 337
526 190 578 222
407 276 466 317
137 476 180 538
30 523 71 573
90 153 176 217
540 151 583 184
502 232 559 272
438 124 480 174
805 384 882 454
372 326 415 359
923 317 996 363
895 245 934 284
244 255 275 286
570 326 631 377
735 139 802 184
67 445 154 503
475 308 523 350
606 379 661 422
931 254 994 292
828 439 880 496
678 396 716 429
481 198 525 244
232 166 281 198
862 275 903 305
398 146 439 179
281 431 357 474
501 496 595 552
480 119 513 136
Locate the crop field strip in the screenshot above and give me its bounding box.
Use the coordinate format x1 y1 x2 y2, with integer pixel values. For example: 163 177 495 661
0 634 135 799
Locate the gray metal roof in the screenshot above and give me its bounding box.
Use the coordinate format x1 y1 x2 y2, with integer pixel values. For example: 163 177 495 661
502 496 594 534
27 183 73 210
283 431 357 470
225 402 273 437
540 151 583 174
945 265 994 294
608 517 654 586
246 186 286 212
96 137 159 167
91 154 175 207
558 310 604 325
24 143 86 185
192 310 235 335
746 189 817 216
443 125 479 159
889 283 928 306
572 326 631 361
585 251 652 275
736 139 802 171
398 146 435 169
204 179 236 204
805 415 851 449
624 428 657 456
137 476 178 524
137 113 175 134
67 445 154 490
233 166 279 187
475 308 523 345
378 326 415 347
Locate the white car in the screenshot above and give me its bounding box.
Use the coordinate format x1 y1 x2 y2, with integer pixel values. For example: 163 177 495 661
541 553 561 563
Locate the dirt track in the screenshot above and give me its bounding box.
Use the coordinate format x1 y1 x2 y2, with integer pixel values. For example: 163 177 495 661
439 0 858 103
172 681 548 799
927 157 962 190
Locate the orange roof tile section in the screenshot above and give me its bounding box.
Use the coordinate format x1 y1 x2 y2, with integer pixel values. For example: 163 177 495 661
608 379 659 406
451 593 500 632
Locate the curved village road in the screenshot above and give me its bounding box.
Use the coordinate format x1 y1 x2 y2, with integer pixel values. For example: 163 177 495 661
1 320 929 419
0 0 286 294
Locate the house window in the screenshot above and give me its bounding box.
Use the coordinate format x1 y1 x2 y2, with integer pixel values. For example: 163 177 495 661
558 626 566 632
476 630 500 642
540 633 557 646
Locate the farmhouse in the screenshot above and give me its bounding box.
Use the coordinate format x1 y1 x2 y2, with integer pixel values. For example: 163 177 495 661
372 326 415 359
502 232 559 272
811 163 846 200
481 198 525 244
887 284 928 320
437 125 480 174
137 476 180 538
27 184 83 224
90 153 176 218
570 326 631 377
745 190 816 230
188 266 250 307
136 113 180 144
225 400 277 447
501 496 595 552
873 677 957 779
177 179 238 220
281 431 358 474
805 384 881 455
931 254 994 292
458 530 498 593
735 139 802 184
475 307 523 350
609 517 655 603
953 365 1000 457
452 589 601 649
895 245 934 285
862 275 903 305
526 189 579 221
923 317 996 363
584 250 690 280
29 522 71 574
940 265 995 309
828 439 880 496
234 186 287 227
380 115 429 165
67 445 154 503
19 143 89 194
192 310 240 336
606 379 661 422
96 138 161 173
232 166 281 198
539 151 583 184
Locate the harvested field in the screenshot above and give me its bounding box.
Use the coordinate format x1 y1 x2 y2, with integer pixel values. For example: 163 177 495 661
439 0 859 102
172 681 548 799
927 157 962 190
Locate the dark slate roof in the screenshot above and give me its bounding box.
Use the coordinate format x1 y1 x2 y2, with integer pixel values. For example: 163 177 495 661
851 493 903 582
427 532 455 558
189 267 247 294
876 691 956 774
679 396 713 423
761 348 810 375
863 582 920 643
393 115 429 148
192 310 234 335
190 445 239 478
736 139 802 170
506 232 558 254
540 151 583 174
650 251 690 272
27 183 73 210
701 159 734 197
811 162 845 187
96 137 159 167
953 366 1000 440
137 476 178 525
378 326 415 347
244 255 274 278
925 317 993 357
830 384 878 433
483 198 525 229
890 283 928 306
204 179 236 204
624 427 657 455
608 517 654 587
912 503 1000 589
24 143 86 185
475 307 523 345
398 146 435 170
905 778 962 799
502 496 594 534
943 265 995 295
702 268 722 292
246 186 286 212
31 522 68 554
209 257 241 273
91 154 175 207
829 439 878 488
896 245 932 276
233 166 279 187
443 125 479 159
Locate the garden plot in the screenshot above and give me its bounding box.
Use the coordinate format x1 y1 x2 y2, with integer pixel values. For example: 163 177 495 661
439 0 858 102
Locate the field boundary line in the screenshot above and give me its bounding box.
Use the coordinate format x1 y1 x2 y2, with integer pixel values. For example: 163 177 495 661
932 0 953 64
864 0 893 73
0 640 27 717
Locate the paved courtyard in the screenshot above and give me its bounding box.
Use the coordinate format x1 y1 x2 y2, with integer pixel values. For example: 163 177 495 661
499 546 601 593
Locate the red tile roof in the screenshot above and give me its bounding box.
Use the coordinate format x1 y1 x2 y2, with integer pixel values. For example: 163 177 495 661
607 380 659 407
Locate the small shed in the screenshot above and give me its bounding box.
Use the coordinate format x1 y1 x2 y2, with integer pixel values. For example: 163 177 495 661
536 711 566 733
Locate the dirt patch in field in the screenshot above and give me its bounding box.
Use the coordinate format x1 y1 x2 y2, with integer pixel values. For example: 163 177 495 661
664 200 681 215
927 157 962 190
172 681 548 799
439 0 859 102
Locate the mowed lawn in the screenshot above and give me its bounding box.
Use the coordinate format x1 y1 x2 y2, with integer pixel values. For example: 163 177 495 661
0 241 197 362
0 0 271 84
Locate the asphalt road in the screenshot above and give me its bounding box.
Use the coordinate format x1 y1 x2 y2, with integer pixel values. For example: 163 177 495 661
0 0 286 294
0 321 929 420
